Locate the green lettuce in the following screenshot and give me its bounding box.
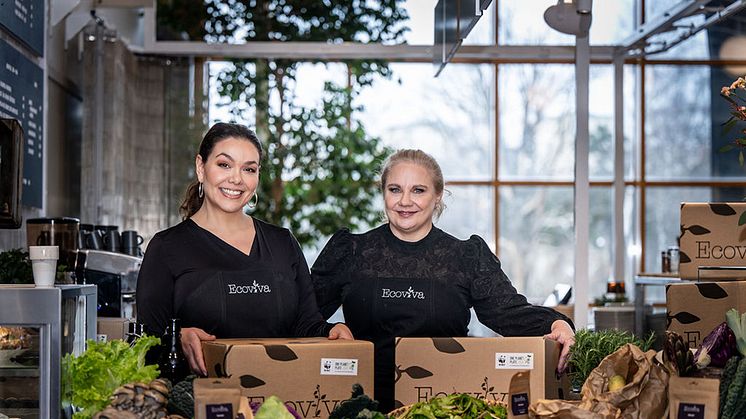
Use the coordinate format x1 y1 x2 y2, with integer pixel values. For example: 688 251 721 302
61 335 160 419
255 396 295 419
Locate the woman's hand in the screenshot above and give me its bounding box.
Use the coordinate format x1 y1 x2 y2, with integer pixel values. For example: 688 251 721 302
544 320 575 373
181 327 216 376
327 323 354 340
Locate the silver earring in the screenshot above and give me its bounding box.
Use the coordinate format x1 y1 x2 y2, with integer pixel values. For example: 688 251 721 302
247 191 258 209
198 182 204 198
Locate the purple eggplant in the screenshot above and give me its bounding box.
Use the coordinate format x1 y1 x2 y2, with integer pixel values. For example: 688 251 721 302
694 321 737 369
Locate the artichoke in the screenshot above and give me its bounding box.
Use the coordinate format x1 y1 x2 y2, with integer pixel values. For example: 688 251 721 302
663 330 695 377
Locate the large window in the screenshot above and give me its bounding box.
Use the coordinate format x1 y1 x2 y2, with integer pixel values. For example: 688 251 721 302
204 1 746 307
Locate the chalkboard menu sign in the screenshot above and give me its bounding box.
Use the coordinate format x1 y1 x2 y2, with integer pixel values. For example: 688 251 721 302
0 38 43 208
0 0 44 56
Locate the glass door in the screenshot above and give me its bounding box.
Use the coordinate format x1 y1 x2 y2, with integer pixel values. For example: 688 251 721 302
0 326 41 419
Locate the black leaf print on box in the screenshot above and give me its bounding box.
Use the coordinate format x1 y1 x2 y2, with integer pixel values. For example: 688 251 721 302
215 363 226 378
431 337 466 354
264 345 298 361
668 311 701 326
401 366 434 380
682 225 711 236
240 375 266 388
695 283 728 299
680 251 691 264
710 203 736 216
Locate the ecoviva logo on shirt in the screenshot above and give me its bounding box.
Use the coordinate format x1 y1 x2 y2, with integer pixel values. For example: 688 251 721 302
381 286 425 299
227 280 271 294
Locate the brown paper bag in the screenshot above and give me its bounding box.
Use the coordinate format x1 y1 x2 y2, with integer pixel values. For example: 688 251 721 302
528 399 621 418
668 376 719 419
509 371 531 419
581 343 669 419
194 377 242 419
529 343 668 419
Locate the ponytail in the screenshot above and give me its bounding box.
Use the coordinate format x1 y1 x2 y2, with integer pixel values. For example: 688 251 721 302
179 180 203 219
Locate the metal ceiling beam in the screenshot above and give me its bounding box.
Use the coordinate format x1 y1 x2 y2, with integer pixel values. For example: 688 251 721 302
641 0 746 56
131 40 616 62
620 0 709 50
136 7 617 62
619 0 746 58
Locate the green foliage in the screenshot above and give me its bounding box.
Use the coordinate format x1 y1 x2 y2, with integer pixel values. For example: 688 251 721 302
726 308 746 357
253 83 390 245
719 77 746 167
0 248 33 284
567 329 655 391
721 357 746 419
158 0 409 247
330 383 383 419
61 336 161 419
168 376 196 418
255 396 295 419
396 393 507 418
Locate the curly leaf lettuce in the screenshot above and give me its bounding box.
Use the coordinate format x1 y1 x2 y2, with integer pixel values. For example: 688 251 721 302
61 335 160 419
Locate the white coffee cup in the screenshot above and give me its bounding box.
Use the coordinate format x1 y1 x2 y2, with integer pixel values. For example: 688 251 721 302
28 245 59 287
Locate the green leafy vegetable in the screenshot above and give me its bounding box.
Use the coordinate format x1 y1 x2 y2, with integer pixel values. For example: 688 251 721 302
395 394 506 419
61 335 160 419
255 396 295 419
726 308 746 357
721 357 746 419
330 384 384 419
720 356 742 417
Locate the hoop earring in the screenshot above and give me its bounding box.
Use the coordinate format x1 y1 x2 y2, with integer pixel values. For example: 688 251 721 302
247 191 258 209
198 182 204 198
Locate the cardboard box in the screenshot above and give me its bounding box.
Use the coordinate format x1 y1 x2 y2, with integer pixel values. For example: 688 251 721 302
680 202 746 280
666 281 744 348
96 317 130 341
203 338 374 419
394 337 565 407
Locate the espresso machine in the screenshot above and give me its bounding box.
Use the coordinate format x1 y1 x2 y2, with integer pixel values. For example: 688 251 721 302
73 250 141 318
26 217 80 271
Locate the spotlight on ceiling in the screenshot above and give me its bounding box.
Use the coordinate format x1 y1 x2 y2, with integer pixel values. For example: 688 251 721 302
543 0 593 37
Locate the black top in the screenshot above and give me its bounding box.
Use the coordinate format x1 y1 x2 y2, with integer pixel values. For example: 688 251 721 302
136 218 334 339
311 224 572 410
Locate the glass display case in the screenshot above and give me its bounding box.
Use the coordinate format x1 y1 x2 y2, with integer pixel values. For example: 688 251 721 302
0 285 96 419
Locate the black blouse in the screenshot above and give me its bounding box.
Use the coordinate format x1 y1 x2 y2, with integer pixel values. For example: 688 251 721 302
136 218 333 339
311 224 572 410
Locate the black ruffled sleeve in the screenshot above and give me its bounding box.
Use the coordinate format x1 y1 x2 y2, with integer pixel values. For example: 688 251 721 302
467 235 574 336
311 228 353 320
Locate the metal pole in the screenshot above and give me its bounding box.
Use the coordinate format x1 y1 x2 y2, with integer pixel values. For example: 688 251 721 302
613 55 626 292
93 16 105 223
574 34 590 329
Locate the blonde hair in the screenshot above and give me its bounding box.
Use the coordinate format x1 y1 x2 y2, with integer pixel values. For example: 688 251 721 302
380 149 446 218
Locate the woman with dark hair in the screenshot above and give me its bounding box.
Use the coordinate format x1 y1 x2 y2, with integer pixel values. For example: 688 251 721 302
312 149 574 412
136 122 353 376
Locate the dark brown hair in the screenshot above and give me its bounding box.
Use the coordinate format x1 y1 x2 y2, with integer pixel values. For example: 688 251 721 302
380 149 446 218
179 122 263 219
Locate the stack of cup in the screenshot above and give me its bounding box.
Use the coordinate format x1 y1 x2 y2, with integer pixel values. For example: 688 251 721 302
28 245 59 287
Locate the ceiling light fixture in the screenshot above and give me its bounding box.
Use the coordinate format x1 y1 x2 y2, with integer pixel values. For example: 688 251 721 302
543 0 593 37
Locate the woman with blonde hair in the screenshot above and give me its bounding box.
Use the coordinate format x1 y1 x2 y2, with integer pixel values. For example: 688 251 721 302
312 149 574 411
